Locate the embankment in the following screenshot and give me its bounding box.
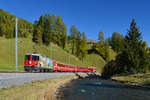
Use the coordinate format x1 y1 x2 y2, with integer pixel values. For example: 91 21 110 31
111 74 150 88
0 75 79 100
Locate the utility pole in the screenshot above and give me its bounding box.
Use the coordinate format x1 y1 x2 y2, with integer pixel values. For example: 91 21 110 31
68 54 70 64
16 18 18 72
50 44 52 59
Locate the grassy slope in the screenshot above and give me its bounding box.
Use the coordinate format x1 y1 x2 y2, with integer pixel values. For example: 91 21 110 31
84 54 106 72
112 74 150 86
0 37 105 71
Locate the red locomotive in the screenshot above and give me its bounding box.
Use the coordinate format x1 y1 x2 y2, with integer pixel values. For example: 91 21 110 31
24 53 96 73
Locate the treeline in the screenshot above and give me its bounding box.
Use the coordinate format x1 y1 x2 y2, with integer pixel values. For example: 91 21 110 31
102 19 150 78
0 9 88 61
33 14 67 48
0 9 33 38
91 30 119 62
33 14 87 61
70 25 87 61
32 14 65 46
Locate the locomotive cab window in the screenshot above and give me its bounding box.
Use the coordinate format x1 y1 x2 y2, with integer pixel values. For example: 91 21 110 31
32 56 39 61
25 55 30 60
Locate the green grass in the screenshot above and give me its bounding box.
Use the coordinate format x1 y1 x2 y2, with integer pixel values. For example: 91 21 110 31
0 66 24 71
0 75 77 100
112 74 150 86
84 54 106 72
0 37 105 71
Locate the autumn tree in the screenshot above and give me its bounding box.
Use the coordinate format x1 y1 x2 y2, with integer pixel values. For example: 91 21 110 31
111 32 124 53
55 16 63 46
70 25 77 55
97 30 105 58
104 39 111 62
75 31 81 57
98 30 104 42
80 32 87 61
61 23 67 49
32 25 42 43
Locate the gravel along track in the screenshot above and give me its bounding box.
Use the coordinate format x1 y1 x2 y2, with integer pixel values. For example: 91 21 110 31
0 73 75 89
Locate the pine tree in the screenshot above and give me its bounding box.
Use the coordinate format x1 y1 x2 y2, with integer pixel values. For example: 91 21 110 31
119 19 150 73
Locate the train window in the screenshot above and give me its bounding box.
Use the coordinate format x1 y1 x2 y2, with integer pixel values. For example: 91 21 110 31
25 55 30 60
58 64 65 67
32 56 39 61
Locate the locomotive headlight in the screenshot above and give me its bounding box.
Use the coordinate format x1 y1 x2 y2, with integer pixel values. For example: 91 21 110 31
29 61 32 64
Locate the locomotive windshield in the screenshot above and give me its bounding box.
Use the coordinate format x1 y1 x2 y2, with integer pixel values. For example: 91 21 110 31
32 56 39 61
25 55 30 60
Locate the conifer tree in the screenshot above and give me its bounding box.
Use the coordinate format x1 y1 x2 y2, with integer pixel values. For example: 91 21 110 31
97 30 105 58
0 10 32 38
37 15 44 27
0 24 7 37
43 14 51 45
119 19 150 73
32 25 42 43
70 25 77 54
52 14 56 25
51 14 57 42
62 23 67 49
111 32 124 53
80 32 87 61
55 16 63 46
76 31 81 57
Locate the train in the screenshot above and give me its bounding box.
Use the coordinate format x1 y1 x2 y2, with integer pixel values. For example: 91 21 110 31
24 53 96 72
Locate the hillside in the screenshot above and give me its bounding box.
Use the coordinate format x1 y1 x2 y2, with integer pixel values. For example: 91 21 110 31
84 54 106 72
0 9 33 38
0 37 105 71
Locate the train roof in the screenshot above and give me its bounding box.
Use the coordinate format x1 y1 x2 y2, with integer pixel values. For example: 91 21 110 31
25 53 41 56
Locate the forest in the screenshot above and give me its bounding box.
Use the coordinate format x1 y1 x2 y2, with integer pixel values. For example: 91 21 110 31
0 9 33 38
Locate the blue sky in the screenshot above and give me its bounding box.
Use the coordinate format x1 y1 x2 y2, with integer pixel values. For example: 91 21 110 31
1 0 150 46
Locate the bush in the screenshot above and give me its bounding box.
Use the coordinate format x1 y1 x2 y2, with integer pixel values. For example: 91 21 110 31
101 60 119 79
